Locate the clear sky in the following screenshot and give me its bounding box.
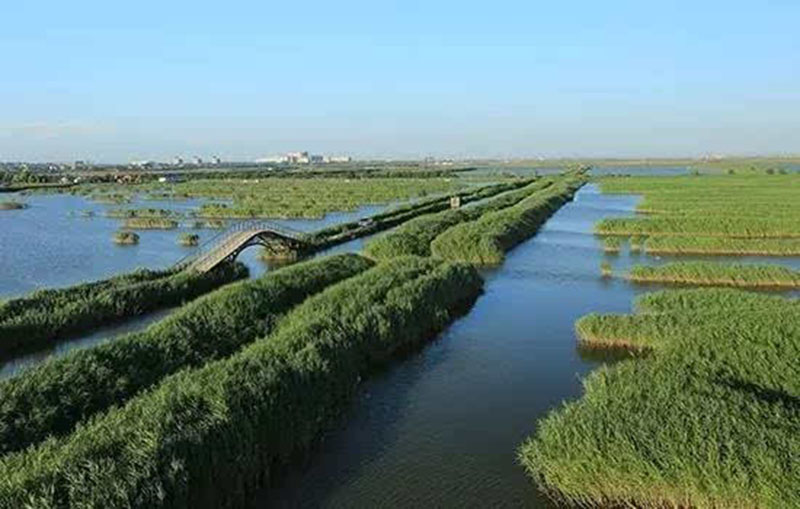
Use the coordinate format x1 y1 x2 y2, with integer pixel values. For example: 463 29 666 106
2 1 799 162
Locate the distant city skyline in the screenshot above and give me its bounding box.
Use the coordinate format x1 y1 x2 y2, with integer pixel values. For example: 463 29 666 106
3 1 799 162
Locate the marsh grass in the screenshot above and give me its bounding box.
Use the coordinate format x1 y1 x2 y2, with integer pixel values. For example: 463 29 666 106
0 263 247 361
644 236 800 256
0 257 483 507
122 217 179 229
628 261 800 288
520 288 800 508
112 231 139 245
178 233 200 246
430 179 584 264
0 201 26 210
0 254 370 456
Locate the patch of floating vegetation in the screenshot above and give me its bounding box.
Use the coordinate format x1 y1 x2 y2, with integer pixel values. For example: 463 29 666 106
192 218 226 229
178 233 200 246
0 256 483 507
520 288 800 508
0 255 368 456
601 235 622 253
0 201 26 210
122 217 179 229
106 208 183 219
112 231 139 245
627 261 800 289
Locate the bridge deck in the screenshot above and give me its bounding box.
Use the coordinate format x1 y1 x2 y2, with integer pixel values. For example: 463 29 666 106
179 220 307 272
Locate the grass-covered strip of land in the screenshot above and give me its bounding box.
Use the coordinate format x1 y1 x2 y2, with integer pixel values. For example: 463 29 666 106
303 179 533 252
365 178 555 260
106 207 182 218
642 236 800 256
596 216 800 239
520 288 800 508
0 257 483 507
0 264 247 359
627 261 800 288
430 178 584 264
0 254 371 456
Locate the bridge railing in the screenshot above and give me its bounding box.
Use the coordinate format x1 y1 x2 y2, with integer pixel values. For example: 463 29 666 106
173 219 308 269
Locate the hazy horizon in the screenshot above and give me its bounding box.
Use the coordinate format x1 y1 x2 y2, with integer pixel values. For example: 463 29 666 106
3 1 799 162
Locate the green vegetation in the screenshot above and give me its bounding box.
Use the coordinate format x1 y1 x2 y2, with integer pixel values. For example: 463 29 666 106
644 236 800 256
600 261 612 277
602 236 622 253
123 217 179 229
595 174 800 240
628 261 800 288
629 235 645 253
0 264 247 360
302 179 533 253
0 254 371 455
0 257 483 507
112 231 139 244
521 288 800 508
178 232 200 246
106 207 181 219
192 218 225 229
0 201 26 210
128 177 468 219
365 178 554 260
430 179 584 264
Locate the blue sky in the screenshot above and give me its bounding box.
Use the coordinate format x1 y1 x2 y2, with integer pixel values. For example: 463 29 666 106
2 1 799 161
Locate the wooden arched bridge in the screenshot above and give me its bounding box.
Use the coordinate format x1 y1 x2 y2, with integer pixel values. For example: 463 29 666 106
177 220 308 272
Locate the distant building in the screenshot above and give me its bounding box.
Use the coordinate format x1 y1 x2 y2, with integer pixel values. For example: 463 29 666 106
326 155 352 163
309 154 324 164
173 156 184 166
193 156 203 165
212 156 222 165
285 151 310 164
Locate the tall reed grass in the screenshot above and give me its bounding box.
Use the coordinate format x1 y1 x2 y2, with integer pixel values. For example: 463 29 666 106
0 264 247 359
0 257 483 507
0 254 371 456
628 261 800 288
520 288 800 508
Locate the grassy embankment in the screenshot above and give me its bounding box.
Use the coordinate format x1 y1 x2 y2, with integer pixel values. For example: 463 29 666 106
520 288 800 508
0 264 247 359
0 254 372 456
365 178 557 260
0 256 483 507
122 217 179 229
430 178 585 264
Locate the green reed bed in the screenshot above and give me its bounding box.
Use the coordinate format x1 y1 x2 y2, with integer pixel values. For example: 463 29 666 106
365 178 555 260
644 236 800 256
628 261 800 288
160 177 466 219
106 208 182 219
177 233 200 246
122 217 179 229
0 257 483 508
430 179 584 264
0 201 26 210
0 264 248 360
602 235 623 253
520 289 800 508
596 216 800 238
304 180 532 252
0 254 371 456
112 231 139 245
